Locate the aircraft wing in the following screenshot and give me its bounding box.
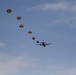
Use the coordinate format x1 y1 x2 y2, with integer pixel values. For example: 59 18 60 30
45 43 52 45
36 44 42 46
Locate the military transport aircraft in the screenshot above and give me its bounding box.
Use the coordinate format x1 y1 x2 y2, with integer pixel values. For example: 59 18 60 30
36 41 52 47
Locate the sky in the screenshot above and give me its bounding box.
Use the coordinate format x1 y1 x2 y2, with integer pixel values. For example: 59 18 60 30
0 0 76 75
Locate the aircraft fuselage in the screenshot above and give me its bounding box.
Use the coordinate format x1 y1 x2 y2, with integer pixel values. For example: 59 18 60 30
42 42 46 47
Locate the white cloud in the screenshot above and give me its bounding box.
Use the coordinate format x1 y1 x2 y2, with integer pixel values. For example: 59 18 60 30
57 67 76 75
31 58 76 75
0 54 33 75
49 16 76 27
47 62 76 75
27 1 76 12
70 68 76 75
27 1 69 11
48 63 76 75
0 42 5 48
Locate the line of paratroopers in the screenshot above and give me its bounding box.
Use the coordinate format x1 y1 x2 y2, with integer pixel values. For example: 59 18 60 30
6 8 40 44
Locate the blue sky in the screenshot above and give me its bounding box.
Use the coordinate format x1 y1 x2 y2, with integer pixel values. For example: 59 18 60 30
0 0 76 75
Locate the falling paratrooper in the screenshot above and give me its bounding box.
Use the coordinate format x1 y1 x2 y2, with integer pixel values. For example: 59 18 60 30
28 31 32 34
19 24 24 28
7 9 12 13
16 16 21 20
36 40 39 43
32 37 35 40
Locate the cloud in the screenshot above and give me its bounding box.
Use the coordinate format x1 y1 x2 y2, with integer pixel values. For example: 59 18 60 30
27 2 68 11
34 59 76 75
70 68 76 75
57 67 76 75
0 42 5 48
26 1 76 28
48 16 76 28
54 64 76 75
0 54 33 75
46 62 76 75
26 1 76 12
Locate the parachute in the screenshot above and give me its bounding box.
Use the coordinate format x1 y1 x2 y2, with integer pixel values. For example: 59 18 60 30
7 9 12 13
19 24 24 28
5 8 42 46
16 16 21 20
36 40 39 43
28 31 32 34
32 37 35 40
